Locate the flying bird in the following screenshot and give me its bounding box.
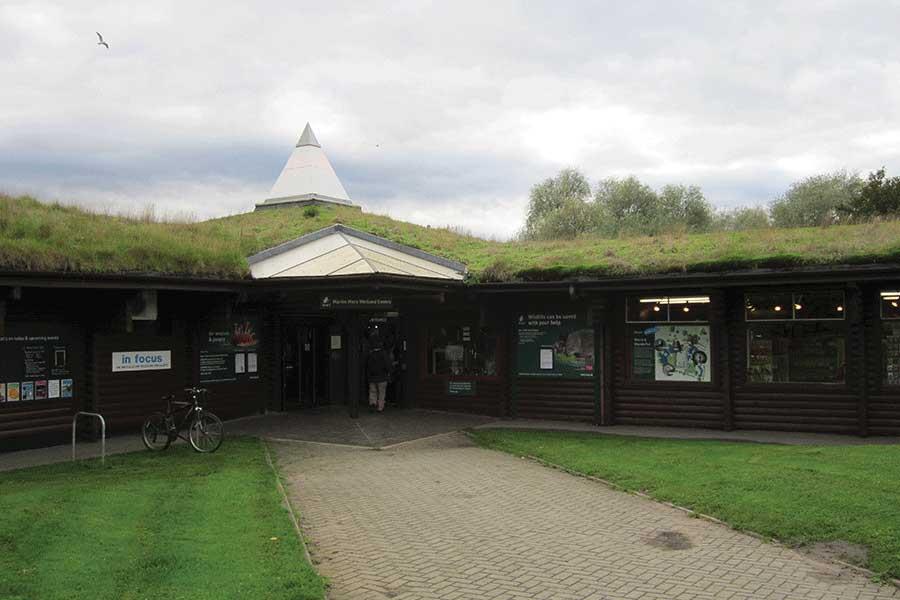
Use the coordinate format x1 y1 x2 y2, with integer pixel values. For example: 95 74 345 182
96 32 109 48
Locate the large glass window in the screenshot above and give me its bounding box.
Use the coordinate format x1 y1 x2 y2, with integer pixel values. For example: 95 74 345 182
747 323 846 383
745 290 846 384
746 291 845 321
427 323 498 376
627 295 712 383
627 296 711 323
881 291 900 385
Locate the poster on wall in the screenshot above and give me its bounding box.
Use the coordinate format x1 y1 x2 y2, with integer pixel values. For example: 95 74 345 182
1 332 75 404
632 325 711 383
199 316 260 383
516 313 594 378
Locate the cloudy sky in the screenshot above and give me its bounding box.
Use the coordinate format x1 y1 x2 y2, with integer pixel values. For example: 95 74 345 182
2 1 900 238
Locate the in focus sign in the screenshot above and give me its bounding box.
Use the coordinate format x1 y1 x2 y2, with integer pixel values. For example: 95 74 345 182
112 350 172 372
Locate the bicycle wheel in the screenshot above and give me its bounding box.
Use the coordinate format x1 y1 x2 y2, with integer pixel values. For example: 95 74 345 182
189 411 223 453
142 412 172 451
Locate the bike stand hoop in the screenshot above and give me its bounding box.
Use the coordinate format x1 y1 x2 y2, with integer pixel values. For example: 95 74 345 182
72 411 107 465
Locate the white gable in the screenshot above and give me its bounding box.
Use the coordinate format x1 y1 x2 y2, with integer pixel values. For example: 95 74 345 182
248 225 466 281
257 123 355 208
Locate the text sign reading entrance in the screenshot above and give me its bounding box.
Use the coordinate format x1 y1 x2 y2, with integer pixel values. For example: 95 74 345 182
112 350 171 372
320 295 393 310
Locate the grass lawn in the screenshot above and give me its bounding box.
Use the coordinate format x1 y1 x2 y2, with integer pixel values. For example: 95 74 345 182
0 437 325 600
470 429 900 580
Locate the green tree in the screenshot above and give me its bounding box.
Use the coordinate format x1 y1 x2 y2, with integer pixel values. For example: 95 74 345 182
524 169 592 239
713 206 770 231
770 170 862 227
594 176 661 236
659 185 714 233
840 168 900 220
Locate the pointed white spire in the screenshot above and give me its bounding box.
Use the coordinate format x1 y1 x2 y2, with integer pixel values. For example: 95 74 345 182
257 123 358 210
296 122 320 148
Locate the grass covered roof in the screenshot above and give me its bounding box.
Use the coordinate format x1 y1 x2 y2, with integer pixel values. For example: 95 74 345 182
2 194 900 282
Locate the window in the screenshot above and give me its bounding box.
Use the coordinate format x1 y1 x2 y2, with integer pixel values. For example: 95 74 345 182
745 291 846 384
627 295 712 383
427 323 498 377
881 291 900 385
627 296 711 323
881 290 900 320
746 291 844 321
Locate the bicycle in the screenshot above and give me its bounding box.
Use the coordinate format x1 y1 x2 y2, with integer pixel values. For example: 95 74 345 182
141 387 224 453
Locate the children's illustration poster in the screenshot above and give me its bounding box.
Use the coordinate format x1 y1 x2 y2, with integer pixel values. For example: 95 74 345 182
0 383 5 402
7 383 20 402
634 325 711 382
21 382 34 401
61 379 74 398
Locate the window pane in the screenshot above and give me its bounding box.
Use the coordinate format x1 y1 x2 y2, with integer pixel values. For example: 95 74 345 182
745 293 792 320
747 323 845 383
627 296 667 322
427 323 497 376
882 291 900 320
793 291 845 320
885 322 900 385
669 296 711 322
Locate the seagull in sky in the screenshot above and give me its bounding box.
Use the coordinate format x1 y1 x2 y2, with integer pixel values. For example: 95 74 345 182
96 32 109 48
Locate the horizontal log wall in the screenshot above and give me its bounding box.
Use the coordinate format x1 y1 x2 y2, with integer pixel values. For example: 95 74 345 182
610 293 727 429
514 378 594 421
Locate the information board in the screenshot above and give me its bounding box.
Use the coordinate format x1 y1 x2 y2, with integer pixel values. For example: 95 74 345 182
0 333 75 403
199 316 260 383
631 325 711 383
446 380 476 396
516 313 594 379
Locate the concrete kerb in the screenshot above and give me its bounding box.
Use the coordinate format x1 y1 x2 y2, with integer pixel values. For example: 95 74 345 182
261 439 330 597
463 430 900 590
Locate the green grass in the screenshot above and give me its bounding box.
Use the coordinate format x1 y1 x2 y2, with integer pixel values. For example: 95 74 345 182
470 429 900 579
0 437 325 600
3 193 900 281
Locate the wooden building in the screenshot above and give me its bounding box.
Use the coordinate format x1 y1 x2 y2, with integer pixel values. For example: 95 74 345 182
3 125 900 449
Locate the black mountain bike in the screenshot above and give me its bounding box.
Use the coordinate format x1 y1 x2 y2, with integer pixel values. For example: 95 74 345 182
141 387 224 453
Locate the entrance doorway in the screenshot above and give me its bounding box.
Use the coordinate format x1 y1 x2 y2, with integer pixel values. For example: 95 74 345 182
362 315 406 409
282 321 331 410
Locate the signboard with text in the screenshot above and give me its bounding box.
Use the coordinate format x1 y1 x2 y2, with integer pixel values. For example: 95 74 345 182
199 316 260 383
112 350 171 372
516 312 594 379
1 332 76 403
320 295 394 310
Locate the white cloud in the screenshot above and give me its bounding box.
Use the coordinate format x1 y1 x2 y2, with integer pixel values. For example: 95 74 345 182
2 0 900 238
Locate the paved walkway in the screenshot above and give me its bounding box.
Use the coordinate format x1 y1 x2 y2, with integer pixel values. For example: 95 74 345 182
274 432 899 600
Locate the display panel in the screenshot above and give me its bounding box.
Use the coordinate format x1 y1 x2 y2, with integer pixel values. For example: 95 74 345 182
747 323 846 383
884 321 900 386
199 315 261 383
516 313 593 379
631 325 711 382
1 331 76 404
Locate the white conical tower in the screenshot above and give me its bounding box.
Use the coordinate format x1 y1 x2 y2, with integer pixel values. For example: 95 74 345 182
256 123 359 211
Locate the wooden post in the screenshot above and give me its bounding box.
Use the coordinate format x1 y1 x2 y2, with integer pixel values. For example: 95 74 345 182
0 299 6 337
720 290 735 431
849 284 869 437
347 316 361 419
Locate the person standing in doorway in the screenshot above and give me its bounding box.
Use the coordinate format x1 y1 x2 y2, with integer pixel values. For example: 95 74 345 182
366 334 391 412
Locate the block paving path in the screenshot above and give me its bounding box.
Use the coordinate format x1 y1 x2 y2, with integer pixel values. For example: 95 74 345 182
274 433 899 600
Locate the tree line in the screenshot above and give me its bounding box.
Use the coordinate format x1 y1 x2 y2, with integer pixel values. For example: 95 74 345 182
522 167 900 240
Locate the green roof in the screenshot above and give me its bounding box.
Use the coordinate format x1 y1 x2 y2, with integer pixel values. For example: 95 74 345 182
2 194 900 283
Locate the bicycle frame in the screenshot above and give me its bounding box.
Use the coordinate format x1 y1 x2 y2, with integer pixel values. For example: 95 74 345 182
161 389 207 444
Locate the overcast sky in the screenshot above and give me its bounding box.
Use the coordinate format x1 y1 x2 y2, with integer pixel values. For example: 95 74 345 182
2 1 900 239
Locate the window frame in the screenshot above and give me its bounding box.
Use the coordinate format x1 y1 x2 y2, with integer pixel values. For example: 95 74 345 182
420 317 503 382
625 295 712 324
745 291 846 322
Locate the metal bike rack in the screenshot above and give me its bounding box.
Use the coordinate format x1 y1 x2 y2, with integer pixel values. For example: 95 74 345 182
72 412 107 465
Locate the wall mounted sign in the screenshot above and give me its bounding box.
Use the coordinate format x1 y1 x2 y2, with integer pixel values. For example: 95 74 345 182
632 325 711 382
320 295 394 310
199 315 261 383
447 380 476 396
516 313 594 379
1 333 76 403
112 350 171 372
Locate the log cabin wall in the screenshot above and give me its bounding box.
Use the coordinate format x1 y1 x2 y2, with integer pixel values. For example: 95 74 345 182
509 296 599 423
730 284 860 434
868 282 900 434
608 291 727 429
0 288 87 449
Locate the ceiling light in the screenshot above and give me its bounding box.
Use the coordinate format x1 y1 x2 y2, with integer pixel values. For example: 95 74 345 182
794 303 802 310
652 306 661 312
774 305 782 312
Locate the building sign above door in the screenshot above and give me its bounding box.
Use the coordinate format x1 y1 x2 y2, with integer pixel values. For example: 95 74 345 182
320 295 394 310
